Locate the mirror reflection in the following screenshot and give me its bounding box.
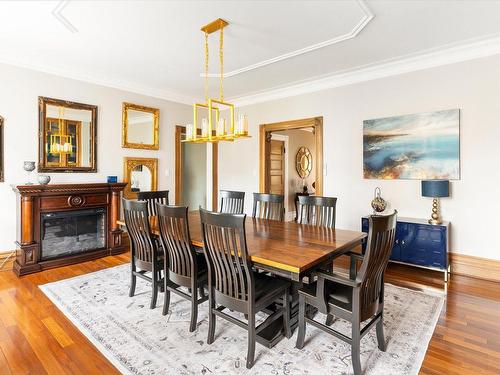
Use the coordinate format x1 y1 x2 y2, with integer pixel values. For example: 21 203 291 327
122 103 159 150
39 97 97 172
123 157 158 199
131 164 152 192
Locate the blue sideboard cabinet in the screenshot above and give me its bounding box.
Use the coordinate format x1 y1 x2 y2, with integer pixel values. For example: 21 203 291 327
361 216 450 282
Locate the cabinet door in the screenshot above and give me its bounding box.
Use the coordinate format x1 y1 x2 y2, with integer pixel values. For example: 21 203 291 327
401 223 446 269
362 217 401 261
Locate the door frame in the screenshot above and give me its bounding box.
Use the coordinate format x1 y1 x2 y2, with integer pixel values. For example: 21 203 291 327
175 125 218 211
269 133 289 217
259 117 323 196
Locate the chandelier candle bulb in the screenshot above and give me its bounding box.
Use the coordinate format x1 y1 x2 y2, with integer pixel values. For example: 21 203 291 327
217 118 225 137
201 118 208 138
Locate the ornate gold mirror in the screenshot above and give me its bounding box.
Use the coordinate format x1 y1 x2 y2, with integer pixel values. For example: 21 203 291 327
295 146 312 178
38 97 97 172
0 116 3 182
122 103 159 150
123 157 158 199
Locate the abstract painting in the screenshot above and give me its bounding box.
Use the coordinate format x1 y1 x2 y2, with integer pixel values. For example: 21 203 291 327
363 109 460 179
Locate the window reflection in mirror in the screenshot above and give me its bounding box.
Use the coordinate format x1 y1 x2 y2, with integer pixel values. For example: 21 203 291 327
130 165 152 192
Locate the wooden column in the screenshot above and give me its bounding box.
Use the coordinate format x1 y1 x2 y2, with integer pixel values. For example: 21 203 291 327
20 195 34 245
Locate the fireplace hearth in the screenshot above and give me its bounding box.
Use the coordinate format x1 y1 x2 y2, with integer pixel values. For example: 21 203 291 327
12 183 127 276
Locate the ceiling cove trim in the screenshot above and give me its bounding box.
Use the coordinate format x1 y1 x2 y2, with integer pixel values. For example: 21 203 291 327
0 57 196 105
201 0 374 78
230 33 500 107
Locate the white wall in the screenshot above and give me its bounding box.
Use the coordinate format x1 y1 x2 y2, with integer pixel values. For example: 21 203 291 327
218 55 500 261
0 63 191 251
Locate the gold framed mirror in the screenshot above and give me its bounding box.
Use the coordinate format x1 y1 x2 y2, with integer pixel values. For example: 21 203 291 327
295 146 312 178
123 157 158 199
38 97 97 173
122 102 159 150
0 116 3 182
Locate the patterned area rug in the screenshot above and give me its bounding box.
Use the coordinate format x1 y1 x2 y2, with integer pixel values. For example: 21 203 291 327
40 264 443 375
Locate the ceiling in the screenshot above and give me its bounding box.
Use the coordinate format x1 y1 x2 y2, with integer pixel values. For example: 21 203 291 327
1 0 500 105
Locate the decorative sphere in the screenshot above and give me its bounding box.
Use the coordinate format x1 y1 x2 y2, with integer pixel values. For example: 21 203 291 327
23 161 36 172
371 196 387 213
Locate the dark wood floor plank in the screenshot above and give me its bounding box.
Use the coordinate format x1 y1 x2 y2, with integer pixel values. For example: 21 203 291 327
0 254 499 374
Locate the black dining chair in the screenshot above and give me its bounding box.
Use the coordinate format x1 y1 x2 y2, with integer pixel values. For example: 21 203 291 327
123 199 163 309
295 211 397 375
297 195 337 228
220 190 245 214
252 193 285 221
156 204 208 331
137 190 169 216
200 208 292 369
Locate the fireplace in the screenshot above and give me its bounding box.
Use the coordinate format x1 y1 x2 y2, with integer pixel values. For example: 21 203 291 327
13 183 127 276
41 207 107 260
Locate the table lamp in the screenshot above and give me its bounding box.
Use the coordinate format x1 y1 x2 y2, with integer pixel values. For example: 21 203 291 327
421 180 449 225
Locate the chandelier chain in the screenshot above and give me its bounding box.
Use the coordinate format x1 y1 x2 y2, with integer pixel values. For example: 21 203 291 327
204 31 209 104
219 22 224 101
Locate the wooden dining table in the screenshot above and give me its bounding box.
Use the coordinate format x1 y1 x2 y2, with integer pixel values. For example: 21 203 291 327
117 211 366 346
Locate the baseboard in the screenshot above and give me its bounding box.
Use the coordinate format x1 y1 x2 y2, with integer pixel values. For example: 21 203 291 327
0 250 16 272
450 253 500 283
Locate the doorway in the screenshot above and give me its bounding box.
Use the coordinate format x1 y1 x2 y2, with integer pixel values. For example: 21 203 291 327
260 117 323 220
175 125 218 211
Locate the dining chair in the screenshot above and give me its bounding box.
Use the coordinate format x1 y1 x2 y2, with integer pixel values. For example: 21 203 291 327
156 204 208 331
137 190 169 216
219 190 245 214
252 193 285 221
123 199 163 309
200 208 292 369
297 195 337 228
295 211 398 375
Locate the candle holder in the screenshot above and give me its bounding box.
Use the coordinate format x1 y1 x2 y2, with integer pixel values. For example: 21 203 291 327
23 161 36 185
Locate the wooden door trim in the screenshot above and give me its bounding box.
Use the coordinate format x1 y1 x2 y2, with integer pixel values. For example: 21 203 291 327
174 125 218 211
259 117 323 195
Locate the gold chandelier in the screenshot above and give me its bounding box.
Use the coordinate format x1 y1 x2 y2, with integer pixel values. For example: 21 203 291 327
184 18 249 143
49 106 73 154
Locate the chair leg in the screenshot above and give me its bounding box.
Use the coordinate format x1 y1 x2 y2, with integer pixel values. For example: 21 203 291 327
325 314 335 326
150 270 158 309
246 313 256 369
295 294 306 349
129 262 136 297
207 290 216 344
351 317 362 375
162 289 170 316
189 286 198 332
376 314 386 351
198 285 205 298
283 290 292 339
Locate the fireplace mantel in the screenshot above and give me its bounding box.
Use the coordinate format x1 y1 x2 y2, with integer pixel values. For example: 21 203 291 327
12 182 127 276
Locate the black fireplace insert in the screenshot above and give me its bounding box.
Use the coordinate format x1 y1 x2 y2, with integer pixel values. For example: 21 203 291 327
40 207 107 260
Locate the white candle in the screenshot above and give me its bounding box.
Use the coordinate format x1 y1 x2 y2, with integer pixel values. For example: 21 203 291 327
201 118 208 137
217 118 225 136
186 124 192 140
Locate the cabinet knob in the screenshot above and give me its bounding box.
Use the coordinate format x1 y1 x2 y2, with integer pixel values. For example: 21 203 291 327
401 240 405 245
395 239 399 244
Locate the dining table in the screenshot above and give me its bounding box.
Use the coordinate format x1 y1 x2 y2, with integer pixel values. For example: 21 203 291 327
117 211 366 347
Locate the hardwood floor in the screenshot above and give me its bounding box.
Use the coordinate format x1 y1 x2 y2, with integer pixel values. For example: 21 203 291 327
0 255 499 374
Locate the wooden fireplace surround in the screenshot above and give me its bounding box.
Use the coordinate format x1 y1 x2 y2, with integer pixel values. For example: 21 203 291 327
12 183 127 276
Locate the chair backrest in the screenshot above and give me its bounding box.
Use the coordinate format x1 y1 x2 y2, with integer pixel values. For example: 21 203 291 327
137 190 169 216
252 193 284 221
357 210 397 319
200 208 254 308
123 199 155 266
220 190 245 214
297 195 337 228
156 204 197 287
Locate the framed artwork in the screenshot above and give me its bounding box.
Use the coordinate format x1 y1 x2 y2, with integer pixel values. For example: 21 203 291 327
363 109 460 180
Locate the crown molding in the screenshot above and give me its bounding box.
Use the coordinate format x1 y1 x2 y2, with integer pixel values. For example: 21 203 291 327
230 33 500 107
201 0 374 78
0 58 196 105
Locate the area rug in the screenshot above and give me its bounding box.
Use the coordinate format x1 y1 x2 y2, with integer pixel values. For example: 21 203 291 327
40 264 444 375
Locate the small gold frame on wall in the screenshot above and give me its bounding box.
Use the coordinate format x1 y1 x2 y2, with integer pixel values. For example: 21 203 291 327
123 157 158 199
122 102 160 150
